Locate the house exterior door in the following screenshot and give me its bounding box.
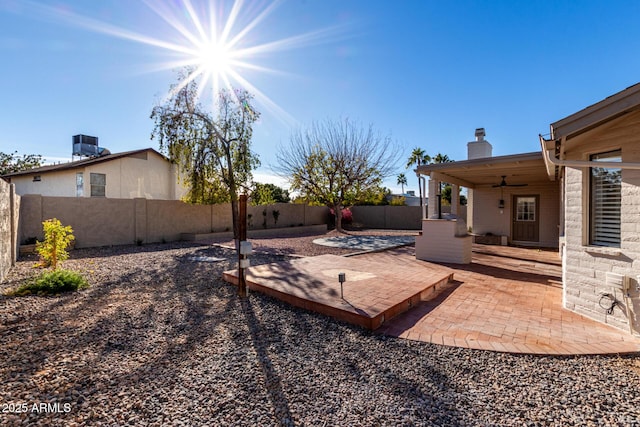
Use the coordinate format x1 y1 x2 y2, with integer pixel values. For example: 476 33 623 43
512 195 539 242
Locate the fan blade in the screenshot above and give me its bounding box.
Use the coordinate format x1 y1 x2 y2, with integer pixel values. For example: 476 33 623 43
506 183 528 187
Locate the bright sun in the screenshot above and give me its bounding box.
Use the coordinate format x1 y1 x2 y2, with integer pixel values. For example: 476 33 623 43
197 42 232 76
16 0 349 124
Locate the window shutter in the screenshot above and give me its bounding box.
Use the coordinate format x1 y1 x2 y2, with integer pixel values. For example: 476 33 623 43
590 151 621 247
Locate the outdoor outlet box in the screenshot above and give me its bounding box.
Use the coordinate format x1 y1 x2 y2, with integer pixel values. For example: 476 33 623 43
240 241 252 255
240 259 250 268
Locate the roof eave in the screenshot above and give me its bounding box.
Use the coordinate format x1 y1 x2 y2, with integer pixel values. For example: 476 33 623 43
416 151 542 175
551 82 640 140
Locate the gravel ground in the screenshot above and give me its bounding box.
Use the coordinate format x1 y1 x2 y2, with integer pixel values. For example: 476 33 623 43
1 231 640 426
209 228 419 257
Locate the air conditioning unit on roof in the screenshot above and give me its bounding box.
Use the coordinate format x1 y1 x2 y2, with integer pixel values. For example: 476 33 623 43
72 134 110 157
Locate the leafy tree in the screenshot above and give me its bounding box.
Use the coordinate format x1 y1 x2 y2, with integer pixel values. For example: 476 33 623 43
441 185 467 206
275 118 399 231
0 151 43 175
251 182 290 205
354 186 391 206
389 196 406 206
151 67 260 240
432 153 464 207
406 148 431 206
397 173 407 193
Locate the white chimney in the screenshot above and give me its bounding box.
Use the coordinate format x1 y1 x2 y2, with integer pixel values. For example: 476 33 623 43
467 128 492 159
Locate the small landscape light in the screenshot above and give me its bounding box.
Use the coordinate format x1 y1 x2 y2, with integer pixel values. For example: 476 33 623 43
338 272 346 299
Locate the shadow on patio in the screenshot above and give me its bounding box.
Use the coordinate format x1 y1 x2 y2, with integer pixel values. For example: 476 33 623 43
375 245 640 355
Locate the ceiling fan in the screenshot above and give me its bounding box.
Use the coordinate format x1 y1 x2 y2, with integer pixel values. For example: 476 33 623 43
492 175 528 188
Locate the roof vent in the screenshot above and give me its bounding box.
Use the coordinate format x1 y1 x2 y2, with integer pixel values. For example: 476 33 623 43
72 135 110 158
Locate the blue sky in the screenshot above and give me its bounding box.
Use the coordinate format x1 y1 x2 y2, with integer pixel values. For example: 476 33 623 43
2 0 640 193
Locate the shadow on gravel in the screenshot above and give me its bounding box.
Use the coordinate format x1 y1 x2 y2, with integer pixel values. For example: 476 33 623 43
240 298 294 426
236 291 467 425
1 244 466 425
60 241 210 261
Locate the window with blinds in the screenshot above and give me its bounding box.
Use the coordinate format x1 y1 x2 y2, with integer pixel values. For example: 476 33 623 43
589 150 621 247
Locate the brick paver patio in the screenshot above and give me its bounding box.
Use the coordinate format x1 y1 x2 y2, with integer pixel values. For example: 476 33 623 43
224 254 453 330
375 245 640 355
225 243 640 355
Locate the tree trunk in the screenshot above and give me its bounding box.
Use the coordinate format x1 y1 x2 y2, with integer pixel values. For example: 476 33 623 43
335 205 343 233
231 198 239 242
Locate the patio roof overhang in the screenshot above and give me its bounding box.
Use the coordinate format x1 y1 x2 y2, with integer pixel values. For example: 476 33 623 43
415 152 550 189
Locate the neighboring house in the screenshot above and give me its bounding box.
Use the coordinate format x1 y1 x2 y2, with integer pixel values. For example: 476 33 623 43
416 85 640 335
2 148 186 200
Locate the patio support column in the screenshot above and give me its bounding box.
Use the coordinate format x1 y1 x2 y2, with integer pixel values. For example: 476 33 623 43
450 183 459 218
428 177 439 219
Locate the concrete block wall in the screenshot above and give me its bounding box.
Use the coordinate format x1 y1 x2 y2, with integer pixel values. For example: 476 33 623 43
562 112 640 334
351 205 466 230
18 196 330 249
563 167 640 333
247 203 328 230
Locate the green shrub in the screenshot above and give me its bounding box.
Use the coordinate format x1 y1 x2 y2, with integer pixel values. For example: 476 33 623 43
7 269 88 296
389 196 406 206
36 218 75 269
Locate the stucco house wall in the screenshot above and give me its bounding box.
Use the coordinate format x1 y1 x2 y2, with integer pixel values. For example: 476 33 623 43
561 111 640 333
82 150 183 199
471 182 559 247
6 149 186 200
12 169 77 197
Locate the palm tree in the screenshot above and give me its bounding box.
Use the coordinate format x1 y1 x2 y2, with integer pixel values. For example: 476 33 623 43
406 148 431 206
431 152 452 164
397 173 407 194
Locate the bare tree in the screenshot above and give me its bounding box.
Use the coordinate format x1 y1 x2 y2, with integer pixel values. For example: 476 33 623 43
275 118 399 231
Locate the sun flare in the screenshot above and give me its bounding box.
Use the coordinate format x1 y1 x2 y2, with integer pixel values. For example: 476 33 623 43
12 0 350 124
197 41 232 76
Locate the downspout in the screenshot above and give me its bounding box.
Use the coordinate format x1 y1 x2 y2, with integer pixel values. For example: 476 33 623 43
539 135 640 169
417 172 427 219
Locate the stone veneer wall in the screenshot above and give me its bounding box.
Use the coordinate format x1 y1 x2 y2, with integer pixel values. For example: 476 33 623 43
0 180 19 282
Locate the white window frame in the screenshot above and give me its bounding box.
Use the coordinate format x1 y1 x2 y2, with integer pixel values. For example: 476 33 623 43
589 150 621 247
516 196 536 222
76 172 83 197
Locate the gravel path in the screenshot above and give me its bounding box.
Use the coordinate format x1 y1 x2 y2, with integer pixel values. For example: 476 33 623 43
1 234 640 426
